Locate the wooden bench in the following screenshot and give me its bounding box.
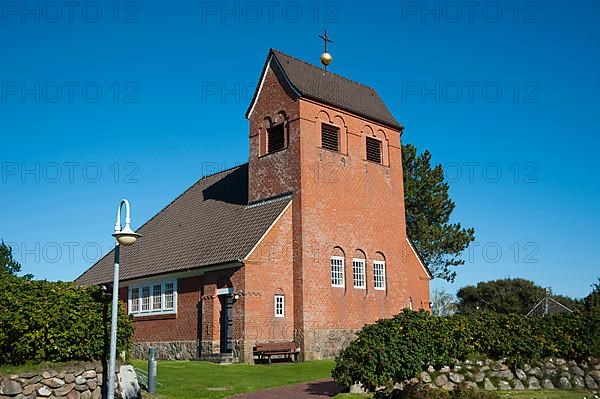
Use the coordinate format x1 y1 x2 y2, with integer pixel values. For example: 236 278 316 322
253 342 300 365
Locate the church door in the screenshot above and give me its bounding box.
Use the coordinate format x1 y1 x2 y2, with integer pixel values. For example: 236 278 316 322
219 295 233 353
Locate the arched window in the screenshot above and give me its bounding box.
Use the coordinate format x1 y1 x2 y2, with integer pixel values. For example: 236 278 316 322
373 252 386 290
330 247 345 288
352 250 366 289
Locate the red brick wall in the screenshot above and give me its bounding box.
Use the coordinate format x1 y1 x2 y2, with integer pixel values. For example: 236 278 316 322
120 266 245 348
248 66 301 203
198 267 245 347
247 61 431 359
244 202 294 343
119 276 201 343
297 99 431 331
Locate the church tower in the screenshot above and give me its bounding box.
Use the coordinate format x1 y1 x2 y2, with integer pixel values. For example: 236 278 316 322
246 48 432 359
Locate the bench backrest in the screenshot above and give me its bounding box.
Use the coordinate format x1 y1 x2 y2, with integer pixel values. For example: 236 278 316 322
254 342 297 352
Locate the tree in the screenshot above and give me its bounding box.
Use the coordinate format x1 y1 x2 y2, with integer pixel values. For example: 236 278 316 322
402 144 475 281
0 241 32 279
584 277 600 311
456 278 580 316
0 240 21 275
430 289 458 316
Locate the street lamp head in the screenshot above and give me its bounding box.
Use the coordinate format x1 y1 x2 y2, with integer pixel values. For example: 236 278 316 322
112 224 141 246
113 199 141 246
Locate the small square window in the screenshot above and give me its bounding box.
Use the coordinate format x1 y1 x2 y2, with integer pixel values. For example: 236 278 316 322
321 123 340 152
267 123 285 153
274 295 285 317
366 137 382 164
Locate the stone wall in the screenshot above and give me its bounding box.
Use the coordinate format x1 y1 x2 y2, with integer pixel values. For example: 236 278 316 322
0 362 140 399
401 357 600 392
133 341 197 360
303 329 358 360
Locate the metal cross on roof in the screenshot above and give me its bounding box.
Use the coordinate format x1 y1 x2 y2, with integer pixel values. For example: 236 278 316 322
318 29 333 53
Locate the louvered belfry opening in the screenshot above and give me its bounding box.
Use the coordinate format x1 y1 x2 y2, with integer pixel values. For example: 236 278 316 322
366 137 382 164
267 123 285 153
321 123 340 152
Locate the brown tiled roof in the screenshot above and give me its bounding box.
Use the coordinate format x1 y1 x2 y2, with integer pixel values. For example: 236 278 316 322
75 164 291 285
247 49 403 131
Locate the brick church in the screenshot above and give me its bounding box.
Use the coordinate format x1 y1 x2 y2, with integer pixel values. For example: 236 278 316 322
76 49 432 362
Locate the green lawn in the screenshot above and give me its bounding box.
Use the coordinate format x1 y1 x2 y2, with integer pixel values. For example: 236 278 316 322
131 359 334 399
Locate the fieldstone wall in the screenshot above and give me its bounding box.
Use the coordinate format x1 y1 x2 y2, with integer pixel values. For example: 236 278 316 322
0 362 140 399
133 341 197 360
303 329 358 360
403 357 600 392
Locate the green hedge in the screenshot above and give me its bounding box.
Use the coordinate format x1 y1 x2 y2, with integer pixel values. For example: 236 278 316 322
0 273 133 365
332 309 600 390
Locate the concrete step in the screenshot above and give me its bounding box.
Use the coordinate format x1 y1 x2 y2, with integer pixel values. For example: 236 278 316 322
197 353 239 364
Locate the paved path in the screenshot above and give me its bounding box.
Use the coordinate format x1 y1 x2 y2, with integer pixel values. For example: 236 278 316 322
231 379 344 399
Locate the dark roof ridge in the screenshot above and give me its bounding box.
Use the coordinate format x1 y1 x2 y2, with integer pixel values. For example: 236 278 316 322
270 48 379 94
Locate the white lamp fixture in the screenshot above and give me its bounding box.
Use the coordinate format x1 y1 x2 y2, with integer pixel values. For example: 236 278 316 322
112 199 142 245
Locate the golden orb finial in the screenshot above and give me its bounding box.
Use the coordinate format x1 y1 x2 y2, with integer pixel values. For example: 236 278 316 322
320 52 332 67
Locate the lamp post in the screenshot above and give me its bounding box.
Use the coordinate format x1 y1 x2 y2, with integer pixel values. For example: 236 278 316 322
107 199 141 399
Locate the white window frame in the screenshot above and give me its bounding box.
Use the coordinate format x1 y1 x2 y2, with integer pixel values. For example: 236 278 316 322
128 279 177 316
274 294 285 317
130 287 140 312
352 258 366 289
330 256 345 287
373 260 386 290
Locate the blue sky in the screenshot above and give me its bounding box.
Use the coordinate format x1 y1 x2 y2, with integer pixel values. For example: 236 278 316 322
1 0 598 299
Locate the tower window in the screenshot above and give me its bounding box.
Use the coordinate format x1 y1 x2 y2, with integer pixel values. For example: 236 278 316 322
321 123 340 152
373 260 386 290
366 137 382 164
267 123 285 153
330 256 345 287
352 258 366 289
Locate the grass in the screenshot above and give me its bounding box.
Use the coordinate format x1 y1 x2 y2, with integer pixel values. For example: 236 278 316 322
131 359 334 399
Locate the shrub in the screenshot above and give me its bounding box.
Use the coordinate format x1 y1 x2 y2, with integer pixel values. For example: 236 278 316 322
375 384 500 399
332 309 600 390
0 273 133 365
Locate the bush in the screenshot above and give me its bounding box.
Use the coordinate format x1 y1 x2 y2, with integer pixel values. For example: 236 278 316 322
332 309 600 390
0 273 133 365
375 384 500 399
